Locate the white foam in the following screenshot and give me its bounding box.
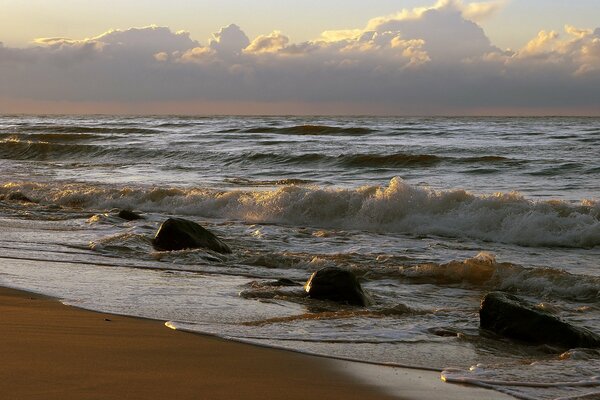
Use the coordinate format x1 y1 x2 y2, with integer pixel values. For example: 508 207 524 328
2 177 599 248
442 365 600 400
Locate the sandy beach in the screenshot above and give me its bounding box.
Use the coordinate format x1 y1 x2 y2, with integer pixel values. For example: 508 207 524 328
0 286 394 400
0 285 516 400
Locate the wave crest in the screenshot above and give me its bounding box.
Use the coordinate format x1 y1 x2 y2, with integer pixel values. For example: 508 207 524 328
2 178 598 248
238 124 374 135
397 252 599 301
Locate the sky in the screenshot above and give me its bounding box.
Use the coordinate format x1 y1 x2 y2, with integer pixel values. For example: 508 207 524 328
1 0 600 115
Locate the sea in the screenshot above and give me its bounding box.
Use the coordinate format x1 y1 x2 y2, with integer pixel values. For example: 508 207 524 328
0 115 599 400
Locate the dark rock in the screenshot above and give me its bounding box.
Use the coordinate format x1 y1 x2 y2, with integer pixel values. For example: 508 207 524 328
152 217 231 254
7 192 33 203
480 291 600 349
304 267 368 306
117 209 144 221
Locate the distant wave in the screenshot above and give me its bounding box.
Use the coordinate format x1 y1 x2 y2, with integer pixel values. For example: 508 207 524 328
457 155 514 163
0 139 183 162
238 152 521 168
234 124 375 135
0 132 104 142
2 178 598 249
340 153 442 167
224 178 312 186
0 139 524 169
16 125 160 134
528 163 585 176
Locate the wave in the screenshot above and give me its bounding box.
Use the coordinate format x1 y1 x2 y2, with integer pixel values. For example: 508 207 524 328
236 152 520 168
224 178 312 186
236 124 375 135
0 132 104 142
340 153 442 167
2 138 443 168
0 140 107 161
2 178 598 249
1 136 524 170
394 253 599 301
442 361 600 400
0 139 183 162
457 155 517 164
16 125 159 134
528 163 585 176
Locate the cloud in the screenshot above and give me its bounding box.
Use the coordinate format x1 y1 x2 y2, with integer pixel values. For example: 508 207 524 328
490 25 600 75
461 0 507 21
245 31 289 54
34 26 197 55
0 1 599 115
209 24 250 57
318 30 363 43
366 0 506 27
175 46 216 63
365 0 500 62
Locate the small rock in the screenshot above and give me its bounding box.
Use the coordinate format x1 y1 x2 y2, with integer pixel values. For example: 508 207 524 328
117 209 144 221
152 217 231 254
304 267 368 306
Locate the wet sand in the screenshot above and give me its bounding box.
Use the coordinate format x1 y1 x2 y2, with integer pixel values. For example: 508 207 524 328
0 286 513 399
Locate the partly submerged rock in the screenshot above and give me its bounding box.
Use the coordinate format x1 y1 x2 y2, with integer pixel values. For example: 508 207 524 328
304 267 368 306
152 217 231 254
480 291 600 349
117 209 144 221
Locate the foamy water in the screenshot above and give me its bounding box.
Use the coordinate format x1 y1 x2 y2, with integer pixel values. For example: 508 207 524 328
0 115 599 399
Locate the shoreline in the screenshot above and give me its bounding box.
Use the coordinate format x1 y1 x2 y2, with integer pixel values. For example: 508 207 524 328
0 285 515 399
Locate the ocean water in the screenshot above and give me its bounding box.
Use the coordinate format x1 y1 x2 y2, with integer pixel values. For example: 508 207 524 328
0 115 599 399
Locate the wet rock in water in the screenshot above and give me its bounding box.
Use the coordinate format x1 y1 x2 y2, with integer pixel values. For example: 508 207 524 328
304 267 368 306
479 291 600 349
152 217 231 254
117 209 144 221
6 192 34 203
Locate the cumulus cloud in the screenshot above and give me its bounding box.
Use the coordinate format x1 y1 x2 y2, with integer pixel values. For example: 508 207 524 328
209 24 250 57
34 26 197 55
245 31 289 54
461 0 506 21
486 25 600 75
365 0 500 62
0 0 599 115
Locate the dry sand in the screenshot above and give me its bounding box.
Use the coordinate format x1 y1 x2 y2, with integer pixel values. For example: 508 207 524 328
0 286 514 399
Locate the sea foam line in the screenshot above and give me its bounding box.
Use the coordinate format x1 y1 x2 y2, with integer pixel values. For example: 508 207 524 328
2 177 599 248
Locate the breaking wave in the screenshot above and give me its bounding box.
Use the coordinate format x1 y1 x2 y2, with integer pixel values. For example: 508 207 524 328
2 178 598 249
395 253 600 301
